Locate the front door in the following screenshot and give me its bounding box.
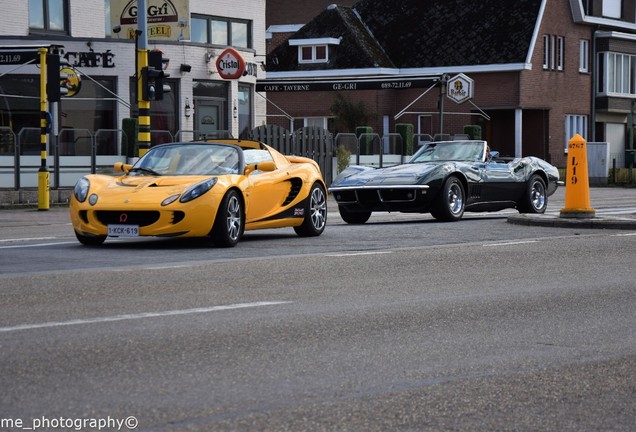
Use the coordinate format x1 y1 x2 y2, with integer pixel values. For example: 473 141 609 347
195 100 224 139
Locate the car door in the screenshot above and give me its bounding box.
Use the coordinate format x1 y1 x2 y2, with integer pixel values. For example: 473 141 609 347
480 160 523 202
244 152 292 223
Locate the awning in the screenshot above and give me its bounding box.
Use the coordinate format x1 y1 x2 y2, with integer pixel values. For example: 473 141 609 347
256 75 441 92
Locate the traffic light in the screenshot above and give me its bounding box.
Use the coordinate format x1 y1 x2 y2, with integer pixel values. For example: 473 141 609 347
46 54 69 102
141 50 170 101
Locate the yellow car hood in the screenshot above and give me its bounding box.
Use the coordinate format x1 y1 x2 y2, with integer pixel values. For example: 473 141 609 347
88 174 221 205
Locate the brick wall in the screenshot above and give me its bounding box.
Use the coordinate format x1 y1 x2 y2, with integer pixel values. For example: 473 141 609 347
521 0 593 167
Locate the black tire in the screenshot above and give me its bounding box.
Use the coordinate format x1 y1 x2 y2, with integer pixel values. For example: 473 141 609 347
430 176 465 222
75 231 106 246
211 189 244 247
518 174 547 214
294 182 327 237
338 205 372 224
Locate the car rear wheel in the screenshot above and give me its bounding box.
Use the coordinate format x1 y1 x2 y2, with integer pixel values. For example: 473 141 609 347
431 176 465 222
211 189 244 247
338 205 372 224
518 174 547 214
294 182 327 237
75 231 106 246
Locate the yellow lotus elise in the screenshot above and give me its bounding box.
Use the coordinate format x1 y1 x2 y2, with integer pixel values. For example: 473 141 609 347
69 139 328 247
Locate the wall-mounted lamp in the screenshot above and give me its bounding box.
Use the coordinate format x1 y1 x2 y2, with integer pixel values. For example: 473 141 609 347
180 63 192 73
184 98 191 118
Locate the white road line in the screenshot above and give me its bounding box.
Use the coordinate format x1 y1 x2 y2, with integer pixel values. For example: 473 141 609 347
612 232 636 236
0 241 76 249
0 237 58 243
483 240 538 247
325 251 393 257
0 301 292 333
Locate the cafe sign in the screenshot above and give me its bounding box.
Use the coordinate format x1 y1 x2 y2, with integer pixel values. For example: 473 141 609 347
111 0 190 41
216 48 246 80
447 73 473 104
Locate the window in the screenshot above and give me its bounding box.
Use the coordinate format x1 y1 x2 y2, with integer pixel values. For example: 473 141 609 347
564 115 588 151
579 40 589 73
298 45 329 64
598 51 636 95
130 78 178 145
602 0 621 18
29 0 68 33
556 36 564 71
190 15 252 48
238 85 252 139
191 17 208 43
543 34 564 71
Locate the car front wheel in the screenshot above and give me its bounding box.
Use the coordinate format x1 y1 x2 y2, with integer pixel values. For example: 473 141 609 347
431 176 465 222
518 174 547 214
338 205 372 224
211 190 244 247
294 182 327 237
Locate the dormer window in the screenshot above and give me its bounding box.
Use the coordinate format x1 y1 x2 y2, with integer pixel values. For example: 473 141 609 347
289 37 341 65
299 45 328 63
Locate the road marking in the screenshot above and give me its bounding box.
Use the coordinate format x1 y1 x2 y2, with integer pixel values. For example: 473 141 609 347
0 237 58 243
0 241 76 249
0 301 291 333
612 232 636 236
325 251 393 257
483 240 538 247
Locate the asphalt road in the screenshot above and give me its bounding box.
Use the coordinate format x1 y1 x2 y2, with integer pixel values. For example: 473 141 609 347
0 187 635 431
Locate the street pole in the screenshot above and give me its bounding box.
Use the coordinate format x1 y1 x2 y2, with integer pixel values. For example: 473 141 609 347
38 47 50 210
136 0 151 156
438 74 448 139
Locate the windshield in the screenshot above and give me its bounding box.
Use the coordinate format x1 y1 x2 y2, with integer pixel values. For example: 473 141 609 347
132 144 242 176
409 141 486 163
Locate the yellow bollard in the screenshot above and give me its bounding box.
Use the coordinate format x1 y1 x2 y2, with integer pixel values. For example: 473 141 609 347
560 134 595 219
38 169 50 210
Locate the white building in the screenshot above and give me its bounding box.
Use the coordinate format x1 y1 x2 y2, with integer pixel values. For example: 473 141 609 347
0 0 266 188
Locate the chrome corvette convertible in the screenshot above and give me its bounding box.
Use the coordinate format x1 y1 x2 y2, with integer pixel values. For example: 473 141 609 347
70 139 327 246
330 140 560 223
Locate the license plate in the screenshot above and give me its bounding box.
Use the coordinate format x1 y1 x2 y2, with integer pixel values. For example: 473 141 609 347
108 224 139 237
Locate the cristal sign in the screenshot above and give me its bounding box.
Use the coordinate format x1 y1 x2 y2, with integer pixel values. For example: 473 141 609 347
215 48 246 80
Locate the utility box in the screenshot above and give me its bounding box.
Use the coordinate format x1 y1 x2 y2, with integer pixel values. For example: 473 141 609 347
587 142 610 185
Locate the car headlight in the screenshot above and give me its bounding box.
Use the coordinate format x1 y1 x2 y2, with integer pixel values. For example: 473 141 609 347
179 177 218 203
73 177 90 203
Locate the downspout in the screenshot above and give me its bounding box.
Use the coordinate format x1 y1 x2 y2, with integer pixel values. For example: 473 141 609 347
591 28 597 142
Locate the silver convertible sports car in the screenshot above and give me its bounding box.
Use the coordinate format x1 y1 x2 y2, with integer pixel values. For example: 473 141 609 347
329 140 561 223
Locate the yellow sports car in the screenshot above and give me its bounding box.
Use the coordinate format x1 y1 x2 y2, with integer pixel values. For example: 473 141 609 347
69 139 328 247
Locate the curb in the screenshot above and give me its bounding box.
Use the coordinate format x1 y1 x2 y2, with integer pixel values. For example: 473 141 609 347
507 214 636 230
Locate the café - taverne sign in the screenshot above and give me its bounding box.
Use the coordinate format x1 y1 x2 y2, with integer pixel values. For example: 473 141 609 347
256 75 440 92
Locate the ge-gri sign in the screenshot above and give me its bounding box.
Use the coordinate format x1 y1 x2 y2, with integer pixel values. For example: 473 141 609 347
447 73 474 104
215 48 246 80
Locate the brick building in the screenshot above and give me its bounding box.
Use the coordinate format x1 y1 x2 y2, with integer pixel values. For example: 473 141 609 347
261 0 636 168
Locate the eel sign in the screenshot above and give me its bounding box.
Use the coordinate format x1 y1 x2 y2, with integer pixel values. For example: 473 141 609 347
216 48 246 80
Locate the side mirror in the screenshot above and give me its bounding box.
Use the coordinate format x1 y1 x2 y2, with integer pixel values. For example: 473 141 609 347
114 162 132 173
